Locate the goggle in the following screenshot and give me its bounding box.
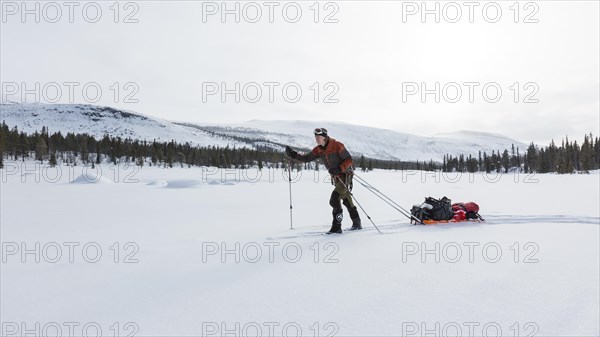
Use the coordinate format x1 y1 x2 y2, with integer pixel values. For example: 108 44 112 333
313 128 328 136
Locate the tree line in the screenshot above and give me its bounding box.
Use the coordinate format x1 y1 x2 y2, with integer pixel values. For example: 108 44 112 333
442 135 600 174
0 122 598 174
0 122 438 172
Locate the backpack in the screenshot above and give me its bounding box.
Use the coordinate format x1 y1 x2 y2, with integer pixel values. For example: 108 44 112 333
411 196 454 221
452 202 482 220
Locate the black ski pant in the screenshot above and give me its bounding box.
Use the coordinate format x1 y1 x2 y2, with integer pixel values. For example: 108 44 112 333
329 174 359 224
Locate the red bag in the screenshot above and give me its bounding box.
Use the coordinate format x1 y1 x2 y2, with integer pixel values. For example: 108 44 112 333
453 210 466 221
452 202 481 220
452 202 479 212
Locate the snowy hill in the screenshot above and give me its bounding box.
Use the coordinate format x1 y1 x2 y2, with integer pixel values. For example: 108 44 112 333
194 120 527 161
1 103 527 161
0 102 247 148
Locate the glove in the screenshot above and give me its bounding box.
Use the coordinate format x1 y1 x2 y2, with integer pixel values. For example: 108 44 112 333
285 146 298 159
328 167 342 175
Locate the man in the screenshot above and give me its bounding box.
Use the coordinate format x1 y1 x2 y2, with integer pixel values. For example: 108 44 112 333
285 128 362 234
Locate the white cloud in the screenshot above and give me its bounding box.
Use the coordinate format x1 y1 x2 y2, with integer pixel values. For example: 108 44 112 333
1 1 598 144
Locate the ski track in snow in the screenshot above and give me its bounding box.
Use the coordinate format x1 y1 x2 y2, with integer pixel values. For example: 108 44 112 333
483 214 600 225
269 215 600 240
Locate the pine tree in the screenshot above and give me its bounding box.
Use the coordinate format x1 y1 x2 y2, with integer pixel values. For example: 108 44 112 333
496 150 502 173
35 135 48 162
49 152 57 167
0 123 5 169
467 154 476 173
501 149 510 173
557 137 573 174
595 136 600 169
581 134 592 173
18 132 29 161
110 139 117 165
8 126 18 160
95 142 101 164
526 143 537 173
538 148 546 173
572 140 580 172
81 135 89 164
483 152 491 173
547 140 557 172
442 155 446 172
510 144 516 168
516 147 521 172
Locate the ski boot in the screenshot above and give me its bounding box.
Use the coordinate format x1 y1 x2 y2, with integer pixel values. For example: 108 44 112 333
348 206 362 230
327 209 343 234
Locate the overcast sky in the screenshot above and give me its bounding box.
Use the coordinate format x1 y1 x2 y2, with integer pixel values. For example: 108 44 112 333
1 1 598 143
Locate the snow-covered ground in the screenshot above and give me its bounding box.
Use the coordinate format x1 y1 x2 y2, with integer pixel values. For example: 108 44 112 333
1 160 599 336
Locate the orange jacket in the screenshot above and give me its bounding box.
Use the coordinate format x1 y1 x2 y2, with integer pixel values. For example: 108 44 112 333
296 137 353 172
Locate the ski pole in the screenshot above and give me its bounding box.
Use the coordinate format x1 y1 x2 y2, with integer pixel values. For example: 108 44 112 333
357 180 422 225
355 177 415 220
335 175 383 234
353 174 424 225
354 174 423 224
287 158 294 230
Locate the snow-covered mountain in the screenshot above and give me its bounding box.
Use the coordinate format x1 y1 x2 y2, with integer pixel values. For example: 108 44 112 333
194 120 527 161
0 102 247 148
1 103 527 161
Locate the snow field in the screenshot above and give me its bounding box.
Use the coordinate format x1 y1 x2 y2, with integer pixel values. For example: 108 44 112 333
1 161 598 336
